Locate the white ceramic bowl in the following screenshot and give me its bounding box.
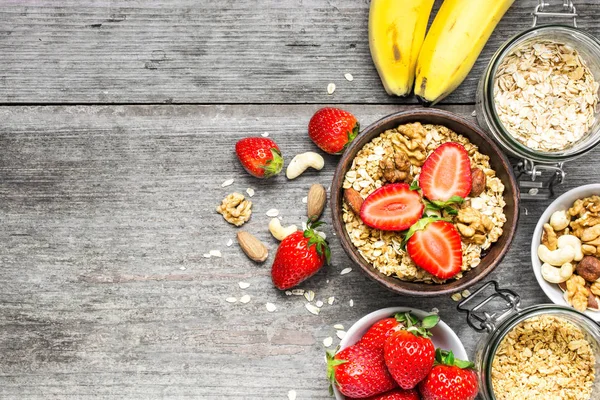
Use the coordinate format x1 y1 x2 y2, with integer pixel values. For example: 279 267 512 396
333 307 468 400
531 184 600 322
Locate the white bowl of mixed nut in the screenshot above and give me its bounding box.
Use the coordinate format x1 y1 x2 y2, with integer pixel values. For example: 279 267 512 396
331 109 520 297
532 184 600 321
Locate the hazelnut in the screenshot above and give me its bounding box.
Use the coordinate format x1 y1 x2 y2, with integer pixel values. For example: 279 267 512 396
469 168 486 197
576 256 600 282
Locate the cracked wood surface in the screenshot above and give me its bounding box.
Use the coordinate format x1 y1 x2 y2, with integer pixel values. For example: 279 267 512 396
2 104 600 399
0 0 598 104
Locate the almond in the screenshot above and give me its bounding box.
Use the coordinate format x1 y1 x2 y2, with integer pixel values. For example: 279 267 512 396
588 292 599 310
307 184 327 221
237 231 268 262
469 168 486 197
344 188 364 214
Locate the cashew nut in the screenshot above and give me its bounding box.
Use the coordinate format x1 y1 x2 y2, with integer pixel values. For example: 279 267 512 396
538 244 575 266
550 210 570 231
557 235 583 261
268 218 298 241
286 152 324 179
541 262 575 283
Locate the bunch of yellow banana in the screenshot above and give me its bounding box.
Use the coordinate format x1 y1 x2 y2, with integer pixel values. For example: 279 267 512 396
369 0 515 104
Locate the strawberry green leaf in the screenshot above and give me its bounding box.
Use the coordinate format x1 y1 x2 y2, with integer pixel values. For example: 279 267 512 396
421 314 440 330
409 180 420 191
435 349 475 369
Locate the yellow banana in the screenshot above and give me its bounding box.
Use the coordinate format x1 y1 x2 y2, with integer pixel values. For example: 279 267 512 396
369 0 435 97
414 0 515 105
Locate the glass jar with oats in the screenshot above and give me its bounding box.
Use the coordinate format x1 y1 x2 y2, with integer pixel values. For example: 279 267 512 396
457 281 600 400
476 22 600 199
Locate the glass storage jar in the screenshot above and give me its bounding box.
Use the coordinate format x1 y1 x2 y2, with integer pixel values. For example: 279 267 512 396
476 1 600 199
458 281 600 400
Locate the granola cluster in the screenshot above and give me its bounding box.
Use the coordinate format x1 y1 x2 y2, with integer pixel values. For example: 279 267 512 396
342 122 506 283
492 315 595 400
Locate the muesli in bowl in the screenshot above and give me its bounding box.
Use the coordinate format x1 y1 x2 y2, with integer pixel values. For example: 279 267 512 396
331 109 519 296
341 121 506 284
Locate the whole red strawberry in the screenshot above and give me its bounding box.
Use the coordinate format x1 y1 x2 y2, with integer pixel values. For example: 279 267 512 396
359 317 401 352
271 220 330 290
419 350 478 400
327 343 397 398
384 313 439 390
308 107 359 154
235 137 283 178
347 388 420 400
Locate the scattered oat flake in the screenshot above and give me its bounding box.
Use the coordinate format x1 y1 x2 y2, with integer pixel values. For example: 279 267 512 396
306 303 320 315
304 290 315 302
240 295 251 304
349 299 354 307
285 291 292 296
340 267 352 275
317 231 326 240
262 132 269 137
266 303 277 312
226 239 233 247
327 296 335 305
209 250 222 257
316 300 324 308
344 73 354 82
292 289 305 296
179 266 186 271
221 178 234 187
238 282 250 289
225 297 237 303
323 337 333 348
336 330 346 340
461 289 471 298
302 196 308 204
203 253 211 258
288 390 297 400
246 188 255 197
266 209 279 217
327 83 336 95
451 293 463 302
431 308 439 314
333 324 344 330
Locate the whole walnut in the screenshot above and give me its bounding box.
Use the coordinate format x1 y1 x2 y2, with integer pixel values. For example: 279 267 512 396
576 256 600 282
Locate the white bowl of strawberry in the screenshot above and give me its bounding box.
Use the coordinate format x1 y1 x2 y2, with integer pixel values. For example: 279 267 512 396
328 308 477 400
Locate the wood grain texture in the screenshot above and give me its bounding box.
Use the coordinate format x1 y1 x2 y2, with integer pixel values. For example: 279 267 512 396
1 104 599 399
0 0 599 104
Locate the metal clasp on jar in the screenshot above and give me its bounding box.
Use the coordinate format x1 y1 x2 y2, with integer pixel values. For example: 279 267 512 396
457 281 521 332
532 0 578 28
514 159 566 200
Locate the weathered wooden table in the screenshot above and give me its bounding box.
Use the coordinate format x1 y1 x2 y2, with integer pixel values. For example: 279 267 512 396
1 1 600 399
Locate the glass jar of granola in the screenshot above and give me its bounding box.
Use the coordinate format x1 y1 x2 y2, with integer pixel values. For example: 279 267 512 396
476 1 600 199
458 281 600 400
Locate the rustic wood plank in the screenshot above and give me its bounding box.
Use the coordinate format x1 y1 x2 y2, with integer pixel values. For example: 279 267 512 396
0 1 599 104
0 104 598 398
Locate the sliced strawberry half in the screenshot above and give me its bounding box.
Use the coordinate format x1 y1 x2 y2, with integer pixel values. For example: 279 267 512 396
419 142 472 201
406 219 462 279
360 183 424 231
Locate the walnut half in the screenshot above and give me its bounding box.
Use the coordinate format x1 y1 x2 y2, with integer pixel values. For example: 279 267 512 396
456 207 494 245
379 146 410 183
216 193 252 226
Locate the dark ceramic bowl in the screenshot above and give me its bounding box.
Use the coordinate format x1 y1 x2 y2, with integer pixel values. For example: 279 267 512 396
331 109 519 297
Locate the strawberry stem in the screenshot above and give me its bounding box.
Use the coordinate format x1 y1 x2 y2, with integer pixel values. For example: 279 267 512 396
394 312 439 338
261 148 283 178
435 349 475 369
304 219 331 265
